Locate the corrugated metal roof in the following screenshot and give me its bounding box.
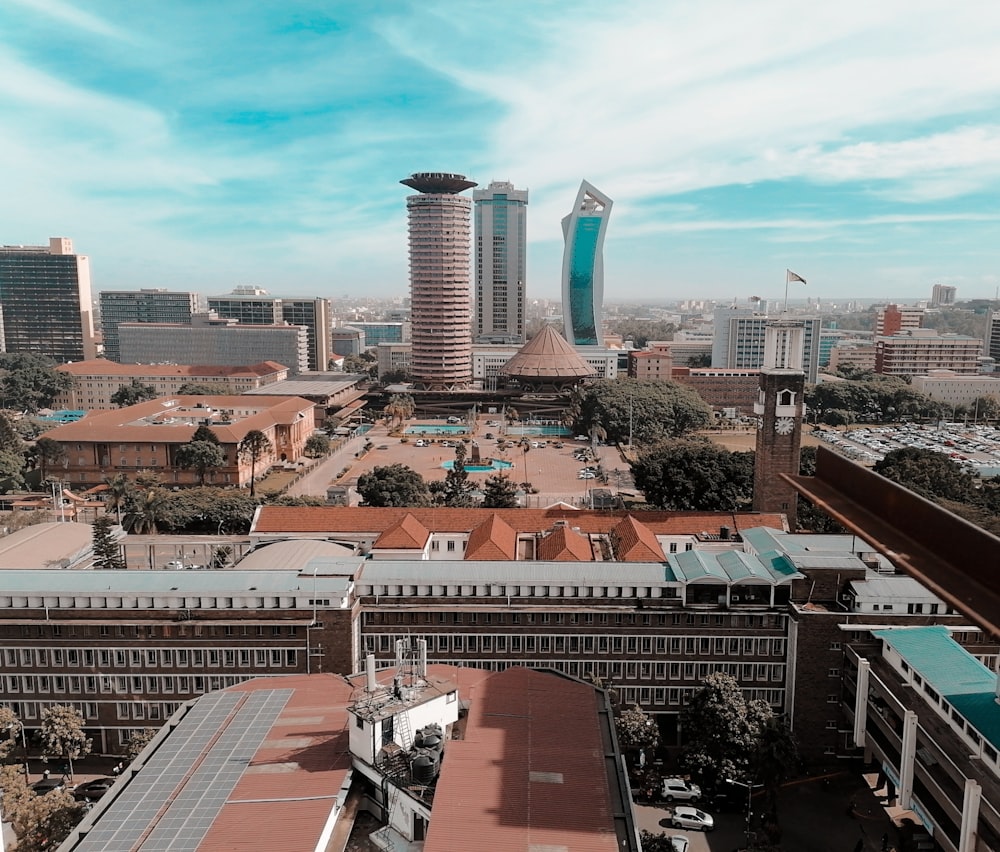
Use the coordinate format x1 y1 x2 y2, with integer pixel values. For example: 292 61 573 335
669 549 804 583
425 667 620 852
852 576 943 601
0 569 351 595
357 560 673 585
234 538 355 571
873 626 1000 750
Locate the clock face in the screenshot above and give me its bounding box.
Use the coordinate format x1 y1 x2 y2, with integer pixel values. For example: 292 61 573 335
774 417 795 435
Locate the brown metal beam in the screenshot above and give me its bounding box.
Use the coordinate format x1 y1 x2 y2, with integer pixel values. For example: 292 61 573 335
784 447 1000 639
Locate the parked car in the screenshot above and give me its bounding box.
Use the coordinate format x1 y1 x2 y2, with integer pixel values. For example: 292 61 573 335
668 837 689 852
661 778 702 802
670 806 714 832
165 560 185 570
414 440 427 447
446 416 461 424
484 433 494 440
32 778 65 795
578 470 596 479
73 777 116 802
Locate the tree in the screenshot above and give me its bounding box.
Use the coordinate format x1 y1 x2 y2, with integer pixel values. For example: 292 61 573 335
174 440 226 486
873 447 977 503
110 379 157 408
0 353 74 412
210 545 234 569
129 485 169 534
569 378 712 445
357 464 432 507
753 716 799 815
0 705 24 764
481 473 519 508
32 436 65 481
123 727 157 760
304 433 330 457
971 395 1000 421
238 430 273 498
631 439 754 510
11 787 85 852
383 393 415 429
679 672 772 792
91 515 125 570
615 705 660 757
39 704 91 781
795 447 847 533
190 424 220 444
104 473 131 525
518 437 532 488
380 368 411 384
432 442 474 507
176 381 233 395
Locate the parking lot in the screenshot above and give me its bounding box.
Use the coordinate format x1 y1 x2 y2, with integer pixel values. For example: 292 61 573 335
816 421 1000 475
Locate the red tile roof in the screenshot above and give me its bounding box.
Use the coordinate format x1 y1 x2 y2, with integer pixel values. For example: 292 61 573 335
425 667 620 852
57 360 286 378
464 514 517 560
611 515 665 561
373 513 430 550
537 525 594 561
253 506 786 537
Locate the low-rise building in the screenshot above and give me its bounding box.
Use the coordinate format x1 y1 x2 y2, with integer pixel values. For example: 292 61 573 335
54 360 288 410
843 626 1000 852
875 330 983 376
910 370 1000 408
39 395 315 488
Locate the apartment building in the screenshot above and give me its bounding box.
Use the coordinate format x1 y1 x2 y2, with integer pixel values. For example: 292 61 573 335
54 360 288 410
99 290 202 363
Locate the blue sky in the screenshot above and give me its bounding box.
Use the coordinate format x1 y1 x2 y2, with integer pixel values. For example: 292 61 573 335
2 0 1000 304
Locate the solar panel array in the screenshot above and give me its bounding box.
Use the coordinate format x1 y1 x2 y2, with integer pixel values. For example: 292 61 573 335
76 688 292 851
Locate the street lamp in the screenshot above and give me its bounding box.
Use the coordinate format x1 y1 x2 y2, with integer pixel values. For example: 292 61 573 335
726 777 764 846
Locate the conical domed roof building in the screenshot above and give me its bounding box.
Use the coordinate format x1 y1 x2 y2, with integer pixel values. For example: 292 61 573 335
499 324 596 391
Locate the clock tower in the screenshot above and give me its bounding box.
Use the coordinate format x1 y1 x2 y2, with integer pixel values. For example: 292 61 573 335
753 320 806 529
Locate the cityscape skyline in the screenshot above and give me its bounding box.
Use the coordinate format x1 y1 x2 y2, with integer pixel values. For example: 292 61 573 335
2 2 1000 303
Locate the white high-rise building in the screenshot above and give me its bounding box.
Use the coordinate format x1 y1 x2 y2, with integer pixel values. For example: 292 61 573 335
474 181 528 345
561 181 612 347
401 172 476 391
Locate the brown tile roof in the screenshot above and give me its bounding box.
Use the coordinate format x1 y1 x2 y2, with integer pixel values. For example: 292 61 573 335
499 324 596 380
611 515 665 561
425 667 620 852
40 395 313 445
373 513 430 550
537 524 594 561
254 506 786 537
464 514 517 560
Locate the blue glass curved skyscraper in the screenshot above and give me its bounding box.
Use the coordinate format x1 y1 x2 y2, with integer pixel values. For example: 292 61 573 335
561 181 612 346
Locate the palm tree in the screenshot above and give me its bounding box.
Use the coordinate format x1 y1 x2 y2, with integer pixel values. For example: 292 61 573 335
104 474 130 525
238 430 274 498
384 393 415 430
131 487 167 534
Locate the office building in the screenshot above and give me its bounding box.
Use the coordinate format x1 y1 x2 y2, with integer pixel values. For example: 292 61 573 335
473 180 528 345
0 237 96 362
331 326 364 357
712 307 821 383
985 310 1000 364
561 181 612 346
39 394 315 488
377 342 412 380
875 331 983 376
118 315 309 373
401 173 476 391
930 284 957 307
208 287 332 371
62 665 637 852
910 370 1000 409
828 341 877 373
54 360 288 410
875 304 924 337
348 320 411 347
99 290 202 363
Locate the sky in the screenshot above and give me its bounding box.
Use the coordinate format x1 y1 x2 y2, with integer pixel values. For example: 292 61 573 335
2 1 1000 305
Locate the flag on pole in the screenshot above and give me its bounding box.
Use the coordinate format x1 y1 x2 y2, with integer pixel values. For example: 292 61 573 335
786 269 807 285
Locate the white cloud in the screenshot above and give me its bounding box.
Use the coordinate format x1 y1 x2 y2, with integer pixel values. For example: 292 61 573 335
5 0 132 40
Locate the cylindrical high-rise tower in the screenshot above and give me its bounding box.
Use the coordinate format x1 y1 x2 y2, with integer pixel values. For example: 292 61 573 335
401 172 476 391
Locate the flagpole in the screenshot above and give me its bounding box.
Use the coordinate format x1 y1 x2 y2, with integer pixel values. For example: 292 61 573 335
783 270 789 314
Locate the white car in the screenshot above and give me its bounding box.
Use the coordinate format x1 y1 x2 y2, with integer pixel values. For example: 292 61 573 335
578 470 596 479
668 837 689 852
670 806 714 832
661 778 701 802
